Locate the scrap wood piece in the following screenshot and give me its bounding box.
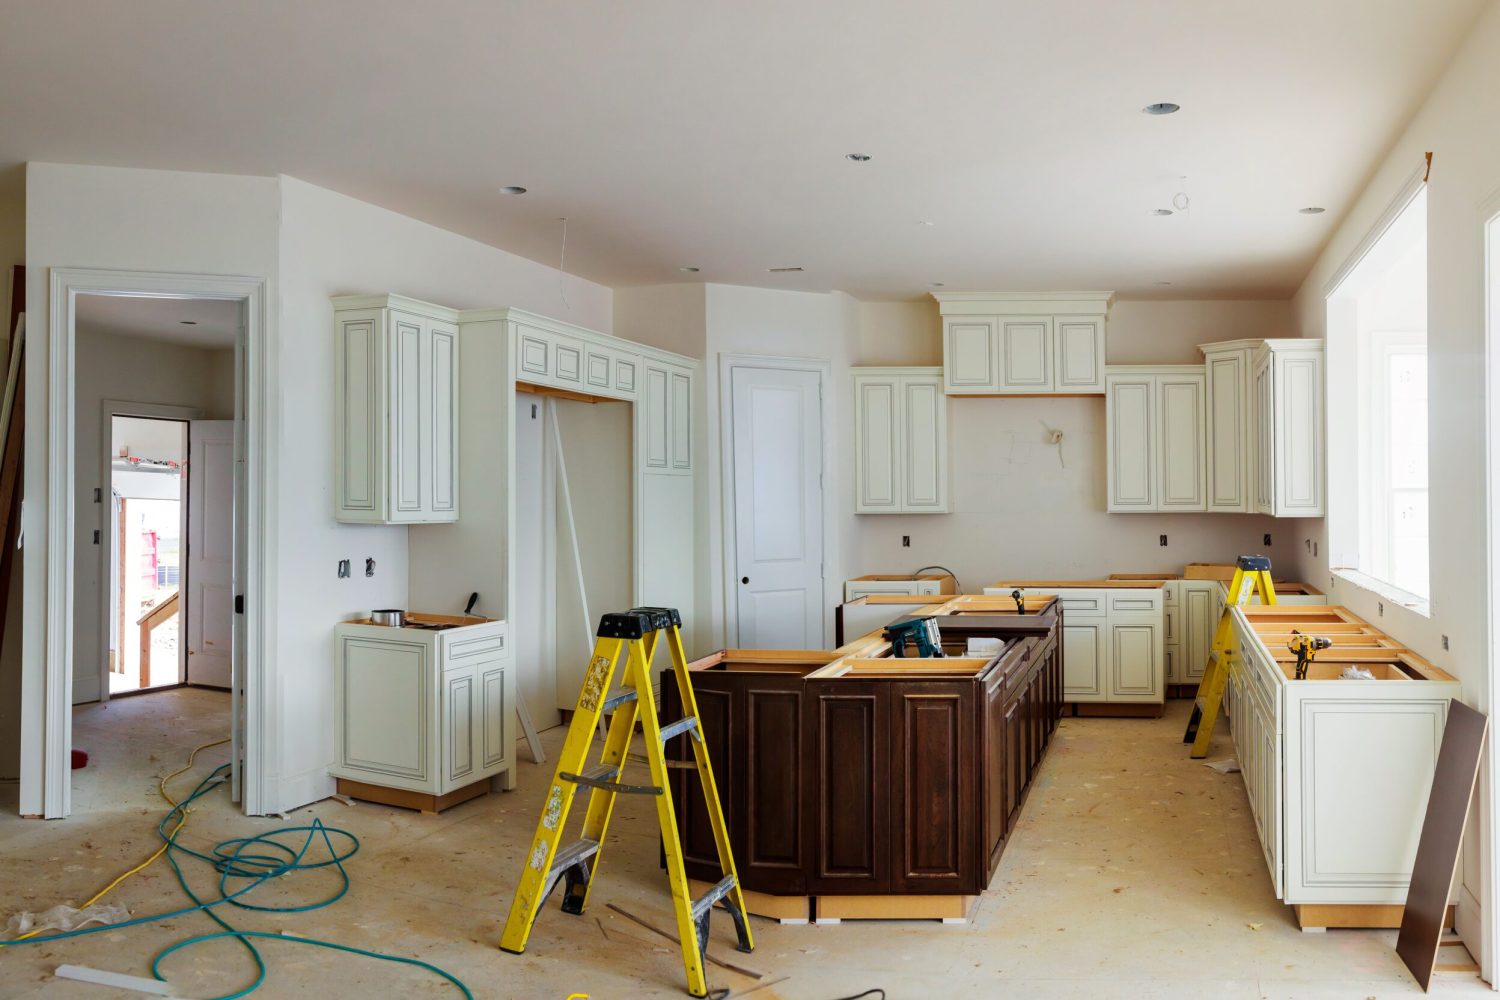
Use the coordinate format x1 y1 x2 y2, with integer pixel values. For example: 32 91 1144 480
604 902 765 980
54 965 174 996
1396 699 1488 991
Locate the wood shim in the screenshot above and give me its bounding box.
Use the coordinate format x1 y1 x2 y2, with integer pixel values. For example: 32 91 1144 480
1397 699 1488 991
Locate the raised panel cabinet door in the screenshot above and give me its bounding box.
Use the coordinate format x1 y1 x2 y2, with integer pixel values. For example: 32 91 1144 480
806 684 889 893
1274 351 1325 516
427 319 459 518
668 680 735 879
901 376 948 510
391 312 425 516
644 365 669 469
943 317 997 392
743 686 807 892
1061 621 1106 700
983 671 1008 875
613 353 639 396
1105 374 1155 510
1003 690 1026 829
1253 353 1274 513
998 319 1054 392
518 329 551 380
339 636 429 783
1054 316 1105 392
1205 350 1250 512
854 375 900 511
1181 585 1215 683
441 668 476 793
669 369 693 471
478 661 508 770
585 347 612 391
890 684 976 893
1107 622 1161 701
553 335 584 386
336 313 380 519
1157 372 1207 510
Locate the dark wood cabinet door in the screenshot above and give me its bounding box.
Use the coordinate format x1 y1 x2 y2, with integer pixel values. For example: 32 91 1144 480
666 678 736 881
1004 688 1026 832
982 668 1008 879
806 682 889 893
889 682 976 894
741 685 806 893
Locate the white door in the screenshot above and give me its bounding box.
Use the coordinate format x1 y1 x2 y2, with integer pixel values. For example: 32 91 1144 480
731 365 825 648
187 420 235 688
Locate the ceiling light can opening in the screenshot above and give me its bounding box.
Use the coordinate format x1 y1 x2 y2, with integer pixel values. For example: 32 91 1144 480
1142 102 1181 115
845 153 872 162
769 266 804 273
179 320 198 325
679 266 700 273
1153 208 1174 216
500 185 528 195
1299 206 1326 214
929 282 945 288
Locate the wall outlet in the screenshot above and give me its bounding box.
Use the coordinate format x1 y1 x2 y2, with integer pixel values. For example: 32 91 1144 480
1263 533 1272 546
1377 601 1384 617
1442 635 1450 651
365 557 376 578
902 535 910 548
337 559 350 579
1159 534 1168 547
1313 541 1318 557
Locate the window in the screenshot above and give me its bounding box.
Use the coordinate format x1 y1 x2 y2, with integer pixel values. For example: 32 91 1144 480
1327 185 1428 604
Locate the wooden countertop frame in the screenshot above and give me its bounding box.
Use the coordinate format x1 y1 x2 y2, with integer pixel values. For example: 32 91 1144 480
1235 605 1455 682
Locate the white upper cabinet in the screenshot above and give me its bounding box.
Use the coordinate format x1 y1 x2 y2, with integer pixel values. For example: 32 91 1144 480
1105 366 1207 513
643 357 694 476
1201 342 1255 512
1253 340 1325 517
935 292 1112 395
853 367 949 513
334 294 459 524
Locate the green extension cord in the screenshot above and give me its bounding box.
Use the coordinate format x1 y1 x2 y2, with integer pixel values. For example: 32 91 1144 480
2 763 473 999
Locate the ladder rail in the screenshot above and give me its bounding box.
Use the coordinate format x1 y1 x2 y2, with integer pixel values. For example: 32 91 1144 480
1183 558 1277 758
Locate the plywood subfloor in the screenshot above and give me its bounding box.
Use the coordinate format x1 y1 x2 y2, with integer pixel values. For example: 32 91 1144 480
0 692 1488 998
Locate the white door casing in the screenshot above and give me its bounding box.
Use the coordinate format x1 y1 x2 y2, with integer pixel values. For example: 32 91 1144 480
729 364 825 649
186 420 236 688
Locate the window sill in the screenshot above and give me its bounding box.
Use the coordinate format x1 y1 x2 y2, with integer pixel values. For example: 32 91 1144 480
1330 568 1431 618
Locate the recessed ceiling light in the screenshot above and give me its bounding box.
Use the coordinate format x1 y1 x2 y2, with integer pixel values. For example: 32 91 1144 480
179 320 198 325
499 185 528 195
679 266 700 273
845 153 872 162
1153 208 1174 216
1299 206 1326 214
768 266 804 273
1155 281 1173 286
1142 102 1181 115
917 220 935 227
929 282 945 288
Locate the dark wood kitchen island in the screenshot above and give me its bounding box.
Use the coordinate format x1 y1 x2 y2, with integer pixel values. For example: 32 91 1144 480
663 596 1063 921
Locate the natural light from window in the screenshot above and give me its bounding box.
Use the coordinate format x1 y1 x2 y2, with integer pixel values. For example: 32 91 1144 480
1326 186 1428 604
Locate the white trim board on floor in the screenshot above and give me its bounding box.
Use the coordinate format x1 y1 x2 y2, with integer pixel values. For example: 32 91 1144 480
716 353 835 649
26 268 273 819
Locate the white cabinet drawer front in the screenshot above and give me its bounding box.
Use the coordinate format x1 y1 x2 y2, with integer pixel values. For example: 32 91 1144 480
444 630 507 663
1109 593 1162 614
1058 593 1107 616
1054 317 1103 391
1164 606 1178 643
1000 319 1053 391
340 637 428 781
944 318 996 390
519 330 551 378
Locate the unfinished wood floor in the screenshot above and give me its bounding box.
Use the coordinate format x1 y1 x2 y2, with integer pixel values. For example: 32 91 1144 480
0 690 1488 998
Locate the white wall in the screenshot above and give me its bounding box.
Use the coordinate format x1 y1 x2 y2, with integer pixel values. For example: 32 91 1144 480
278 177 614 809
22 163 280 816
72 330 233 704
1281 0 1500 965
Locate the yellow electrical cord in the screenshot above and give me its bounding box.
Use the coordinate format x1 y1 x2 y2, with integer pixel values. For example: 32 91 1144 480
4 737 231 944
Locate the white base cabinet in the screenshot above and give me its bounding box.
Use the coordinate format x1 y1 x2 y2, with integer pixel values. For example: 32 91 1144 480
843 575 953 601
333 617 513 796
1105 366 1207 512
1227 608 1461 906
1165 580 1221 687
984 585 1164 704
852 367 949 513
334 294 460 524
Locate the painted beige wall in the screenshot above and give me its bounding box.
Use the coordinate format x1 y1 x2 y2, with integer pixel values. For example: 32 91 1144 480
71 331 234 705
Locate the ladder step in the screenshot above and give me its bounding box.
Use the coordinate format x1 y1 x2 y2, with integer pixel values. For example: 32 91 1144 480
548 838 601 879
560 764 664 796
602 689 638 712
691 874 738 921
570 763 621 783
659 716 699 743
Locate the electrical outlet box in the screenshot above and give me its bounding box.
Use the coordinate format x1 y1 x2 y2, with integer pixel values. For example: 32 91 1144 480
337 559 351 579
1442 635 1450 651
1159 534 1168 547
1263 533 1272 546
902 535 910 548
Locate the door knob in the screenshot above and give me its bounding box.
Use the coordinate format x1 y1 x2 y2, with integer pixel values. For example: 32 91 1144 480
741 577 749 585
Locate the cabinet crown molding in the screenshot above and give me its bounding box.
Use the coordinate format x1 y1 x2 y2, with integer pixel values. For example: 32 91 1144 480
932 291 1115 316
332 292 460 322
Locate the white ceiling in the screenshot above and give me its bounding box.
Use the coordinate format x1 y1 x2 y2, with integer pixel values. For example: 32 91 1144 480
0 1 1486 300
75 294 239 348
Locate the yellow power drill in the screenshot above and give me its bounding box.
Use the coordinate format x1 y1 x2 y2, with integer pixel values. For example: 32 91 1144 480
1287 631 1333 680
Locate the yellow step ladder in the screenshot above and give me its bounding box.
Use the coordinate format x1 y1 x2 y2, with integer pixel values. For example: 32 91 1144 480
1183 555 1278 758
500 607 752 998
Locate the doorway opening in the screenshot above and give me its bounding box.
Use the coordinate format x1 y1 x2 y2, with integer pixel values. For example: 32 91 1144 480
108 415 187 694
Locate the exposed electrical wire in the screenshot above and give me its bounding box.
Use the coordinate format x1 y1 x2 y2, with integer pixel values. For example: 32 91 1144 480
912 564 961 594
558 216 571 312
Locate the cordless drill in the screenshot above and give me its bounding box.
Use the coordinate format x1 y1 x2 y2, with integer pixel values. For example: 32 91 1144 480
1287 631 1333 680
